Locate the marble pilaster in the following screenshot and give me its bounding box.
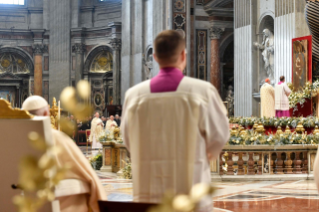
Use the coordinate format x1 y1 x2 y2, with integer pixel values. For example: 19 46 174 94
72 43 85 85
110 38 121 105
49 0 71 104
209 27 224 93
32 44 47 96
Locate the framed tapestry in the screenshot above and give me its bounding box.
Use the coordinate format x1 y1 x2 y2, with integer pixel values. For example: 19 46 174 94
292 35 312 91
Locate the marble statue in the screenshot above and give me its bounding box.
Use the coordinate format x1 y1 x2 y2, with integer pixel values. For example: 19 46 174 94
225 85 234 116
254 29 275 81
143 54 153 80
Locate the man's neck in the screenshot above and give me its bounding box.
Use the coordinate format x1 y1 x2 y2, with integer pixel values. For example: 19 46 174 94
159 66 183 72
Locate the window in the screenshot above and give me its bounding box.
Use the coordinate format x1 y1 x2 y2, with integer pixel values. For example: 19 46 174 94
0 0 24 5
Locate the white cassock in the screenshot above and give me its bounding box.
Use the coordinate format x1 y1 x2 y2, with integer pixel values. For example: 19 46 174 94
121 77 229 209
52 129 106 212
89 118 104 149
105 120 118 131
260 83 275 118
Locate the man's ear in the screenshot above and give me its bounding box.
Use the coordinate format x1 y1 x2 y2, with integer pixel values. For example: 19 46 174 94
44 109 50 117
153 53 159 63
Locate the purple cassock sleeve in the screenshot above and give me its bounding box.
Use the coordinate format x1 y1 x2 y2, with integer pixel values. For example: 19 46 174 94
150 67 184 93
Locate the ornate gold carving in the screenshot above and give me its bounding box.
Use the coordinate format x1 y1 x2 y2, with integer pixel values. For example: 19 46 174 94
1 59 10 68
50 97 62 129
90 51 113 73
0 99 33 119
97 56 108 67
113 127 120 140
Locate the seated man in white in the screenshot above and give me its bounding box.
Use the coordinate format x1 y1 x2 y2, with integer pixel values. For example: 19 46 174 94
22 96 106 212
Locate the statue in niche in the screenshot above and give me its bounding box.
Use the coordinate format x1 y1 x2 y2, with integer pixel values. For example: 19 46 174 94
225 85 234 116
254 29 274 81
143 49 153 80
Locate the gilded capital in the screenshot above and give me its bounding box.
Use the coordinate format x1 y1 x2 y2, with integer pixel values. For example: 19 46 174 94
110 38 121 51
209 27 225 40
72 43 86 54
32 44 48 55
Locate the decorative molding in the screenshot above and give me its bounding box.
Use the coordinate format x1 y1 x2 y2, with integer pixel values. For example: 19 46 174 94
205 7 234 17
209 27 225 39
0 72 22 80
196 30 207 80
173 0 185 12
174 14 186 27
72 43 86 54
32 44 48 55
110 38 121 51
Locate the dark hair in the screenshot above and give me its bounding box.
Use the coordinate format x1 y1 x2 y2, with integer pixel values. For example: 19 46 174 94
280 76 285 82
154 30 185 64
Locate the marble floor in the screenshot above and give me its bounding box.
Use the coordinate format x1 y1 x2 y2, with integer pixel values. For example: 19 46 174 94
81 147 319 211
97 171 319 212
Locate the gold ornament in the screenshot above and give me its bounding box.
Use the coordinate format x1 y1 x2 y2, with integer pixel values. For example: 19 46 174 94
256 122 265 134
285 126 291 134
314 126 319 135
253 122 258 130
230 126 238 136
296 122 305 134
276 126 284 135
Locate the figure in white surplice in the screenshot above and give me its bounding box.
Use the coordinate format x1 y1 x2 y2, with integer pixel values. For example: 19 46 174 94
89 112 104 149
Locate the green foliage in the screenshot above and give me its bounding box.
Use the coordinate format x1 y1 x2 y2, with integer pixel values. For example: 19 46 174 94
229 116 319 128
228 131 319 146
90 154 102 170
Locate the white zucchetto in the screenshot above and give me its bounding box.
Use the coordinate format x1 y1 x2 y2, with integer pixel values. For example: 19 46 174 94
22 95 48 111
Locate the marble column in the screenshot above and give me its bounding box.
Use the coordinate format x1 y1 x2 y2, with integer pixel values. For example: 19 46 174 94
209 27 224 94
110 38 121 105
72 43 85 85
32 44 47 96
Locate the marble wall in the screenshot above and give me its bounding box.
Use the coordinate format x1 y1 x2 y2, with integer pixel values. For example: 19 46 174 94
0 0 122 106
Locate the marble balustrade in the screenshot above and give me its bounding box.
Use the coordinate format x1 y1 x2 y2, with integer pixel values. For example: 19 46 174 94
214 145 318 176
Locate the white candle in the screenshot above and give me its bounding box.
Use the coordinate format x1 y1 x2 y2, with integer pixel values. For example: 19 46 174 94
58 100 61 131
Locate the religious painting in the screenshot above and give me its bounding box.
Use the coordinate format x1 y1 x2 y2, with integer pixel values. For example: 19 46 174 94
94 93 103 106
0 90 15 107
293 40 308 91
292 36 312 91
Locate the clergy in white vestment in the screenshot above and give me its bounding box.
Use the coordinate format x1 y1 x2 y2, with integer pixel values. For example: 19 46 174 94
260 78 275 118
105 115 118 131
89 112 104 149
121 30 229 212
22 96 106 212
275 76 292 117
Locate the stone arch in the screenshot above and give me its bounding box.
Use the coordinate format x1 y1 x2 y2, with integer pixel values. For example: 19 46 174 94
83 45 113 74
0 47 34 75
219 33 234 100
220 32 234 60
257 12 275 34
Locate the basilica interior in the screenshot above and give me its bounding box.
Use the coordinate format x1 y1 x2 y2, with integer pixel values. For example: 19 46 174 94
1 0 319 211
